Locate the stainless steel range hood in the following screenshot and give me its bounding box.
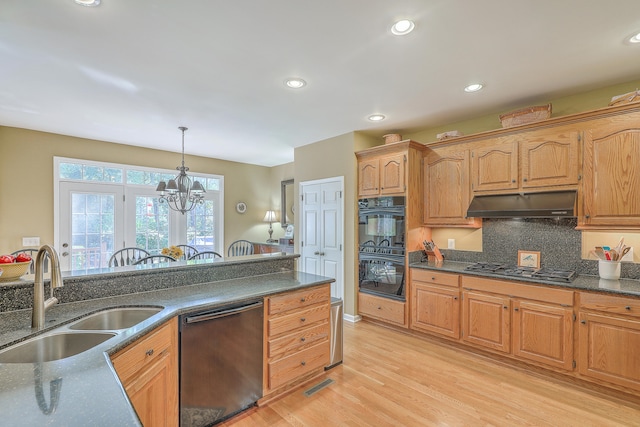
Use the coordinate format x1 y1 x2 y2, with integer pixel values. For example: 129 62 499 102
466 190 577 218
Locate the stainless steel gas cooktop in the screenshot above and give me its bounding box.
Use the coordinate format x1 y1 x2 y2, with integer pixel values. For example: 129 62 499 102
464 262 577 283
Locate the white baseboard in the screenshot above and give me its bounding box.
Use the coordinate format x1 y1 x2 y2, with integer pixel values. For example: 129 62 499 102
343 313 361 323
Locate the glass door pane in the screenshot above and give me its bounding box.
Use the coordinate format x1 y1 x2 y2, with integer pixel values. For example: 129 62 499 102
135 195 170 255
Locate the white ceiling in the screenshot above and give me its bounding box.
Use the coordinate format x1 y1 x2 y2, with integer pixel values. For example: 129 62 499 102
1 1 639 167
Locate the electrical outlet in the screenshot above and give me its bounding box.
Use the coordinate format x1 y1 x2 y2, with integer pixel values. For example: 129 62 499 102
22 237 40 247
448 238 455 249
621 247 634 262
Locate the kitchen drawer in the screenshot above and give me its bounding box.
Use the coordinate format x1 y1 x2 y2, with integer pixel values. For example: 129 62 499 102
268 322 329 359
268 304 329 337
358 292 405 326
580 292 640 318
411 268 460 288
111 319 175 384
461 275 574 306
267 342 329 390
268 285 330 316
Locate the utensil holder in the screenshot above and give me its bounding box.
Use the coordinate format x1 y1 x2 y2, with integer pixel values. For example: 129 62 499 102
598 260 621 280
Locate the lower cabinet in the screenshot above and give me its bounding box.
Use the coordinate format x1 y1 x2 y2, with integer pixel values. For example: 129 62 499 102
358 292 406 327
263 284 331 398
410 269 460 339
111 318 178 427
578 292 640 392
461 276 575 371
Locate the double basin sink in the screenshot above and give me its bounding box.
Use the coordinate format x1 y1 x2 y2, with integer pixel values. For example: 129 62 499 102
0 306 163 364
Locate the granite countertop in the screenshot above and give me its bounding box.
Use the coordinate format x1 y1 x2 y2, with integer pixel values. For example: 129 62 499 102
410 260 640 297
0 270 334 426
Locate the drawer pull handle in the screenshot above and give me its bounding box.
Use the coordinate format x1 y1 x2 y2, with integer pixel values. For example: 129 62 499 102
377 306 382 310
581 320 587 325
431 277 436 281
300 317 306 322
300 337 306 342
301 361 306 366
300 297 306 302
626 306 631 310
514 308 519 312
503 306 508 310
145 349 154 357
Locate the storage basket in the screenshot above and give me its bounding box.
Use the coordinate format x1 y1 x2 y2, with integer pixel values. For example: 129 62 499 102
383 134 402 144
499 104 552 128
608 90 640 107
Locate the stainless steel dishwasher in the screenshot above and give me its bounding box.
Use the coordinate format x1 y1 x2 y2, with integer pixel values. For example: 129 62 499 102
179 300 263 427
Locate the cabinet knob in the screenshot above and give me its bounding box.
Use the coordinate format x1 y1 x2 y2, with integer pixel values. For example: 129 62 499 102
523 178 528 182
625 306 631 310
300 297 306 302
377 306 382 310
301 361 306 366
514 307 519 311
300 337 306 342
431 277 436 281
580 320 587 324
453 296 458 300
145 349 154 356
585 215 590 219
503 306 508 310
511 179 516 183
300 317 306 322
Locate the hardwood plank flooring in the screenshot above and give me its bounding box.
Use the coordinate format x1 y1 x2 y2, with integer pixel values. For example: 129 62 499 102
221 321 640 426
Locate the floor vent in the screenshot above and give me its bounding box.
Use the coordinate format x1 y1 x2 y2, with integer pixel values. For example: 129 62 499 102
303 378 335 397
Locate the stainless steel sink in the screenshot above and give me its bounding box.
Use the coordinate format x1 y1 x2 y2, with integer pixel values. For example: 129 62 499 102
68 307 162 330
0 332 116 363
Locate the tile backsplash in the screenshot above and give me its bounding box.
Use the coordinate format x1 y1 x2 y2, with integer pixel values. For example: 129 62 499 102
439 218 640 279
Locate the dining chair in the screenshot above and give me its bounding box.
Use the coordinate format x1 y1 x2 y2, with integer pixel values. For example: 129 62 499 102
187 251 222 260
227 240 254 257
108 248 151 267
133 254 177 265
11 249 43 274
176 244 199 260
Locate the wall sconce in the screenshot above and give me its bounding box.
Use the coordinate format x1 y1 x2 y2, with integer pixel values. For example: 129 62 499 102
263 210 278 243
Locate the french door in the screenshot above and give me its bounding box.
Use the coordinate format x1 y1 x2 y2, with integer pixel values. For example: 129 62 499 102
58 182 124 271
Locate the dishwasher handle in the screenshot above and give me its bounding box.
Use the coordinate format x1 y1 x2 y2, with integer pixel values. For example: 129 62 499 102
184 301 263 324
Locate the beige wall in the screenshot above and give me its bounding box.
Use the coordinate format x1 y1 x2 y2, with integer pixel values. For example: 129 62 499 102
405 78 640 258
0 127 274 255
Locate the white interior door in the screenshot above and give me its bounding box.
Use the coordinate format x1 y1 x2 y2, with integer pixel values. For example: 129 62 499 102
300 178 344 300
58 182 124 271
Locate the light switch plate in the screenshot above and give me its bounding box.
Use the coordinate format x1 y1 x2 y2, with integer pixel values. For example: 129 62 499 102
22 237 40 247
448 239 455 249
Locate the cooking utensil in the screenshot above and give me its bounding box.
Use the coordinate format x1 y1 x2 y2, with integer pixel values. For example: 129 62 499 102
590 250 606 260
620 246 631 259
595 247 607 260
610 249 619 261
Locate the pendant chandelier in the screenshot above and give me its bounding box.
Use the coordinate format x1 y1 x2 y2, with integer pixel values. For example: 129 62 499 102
155 126 205 214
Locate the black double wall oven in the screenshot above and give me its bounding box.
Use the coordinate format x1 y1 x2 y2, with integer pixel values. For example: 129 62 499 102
358 196 405 301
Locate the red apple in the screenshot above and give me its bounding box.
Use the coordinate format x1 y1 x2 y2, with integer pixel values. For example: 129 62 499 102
0 255 15 264
15 253 32 263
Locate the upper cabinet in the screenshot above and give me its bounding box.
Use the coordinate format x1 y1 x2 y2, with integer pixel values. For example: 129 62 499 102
580 110 640 229
423 147 480 227
471 127 581 194
358 152 406 197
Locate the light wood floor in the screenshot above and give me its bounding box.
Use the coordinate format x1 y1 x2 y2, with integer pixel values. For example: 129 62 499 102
223 321 640 427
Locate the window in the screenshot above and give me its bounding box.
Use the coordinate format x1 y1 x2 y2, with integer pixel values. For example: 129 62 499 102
55 157 224 271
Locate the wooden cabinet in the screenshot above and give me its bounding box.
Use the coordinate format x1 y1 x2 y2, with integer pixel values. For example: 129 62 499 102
461 276 574 370
358 292 406 326
111 318 178 427
580 111 640 229
357 152 406 197
410 269 460 339
471 127 580 194
578 292 640 392
263 284 331 397
423 147 480 227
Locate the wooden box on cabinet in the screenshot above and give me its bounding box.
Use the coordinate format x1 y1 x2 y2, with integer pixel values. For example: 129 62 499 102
263 284 331 397
578 292 640 392
111 318 179 427
410 269 460 339
580 111 640 229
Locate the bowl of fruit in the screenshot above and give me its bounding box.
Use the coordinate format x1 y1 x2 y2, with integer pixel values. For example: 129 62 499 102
0 253 32 281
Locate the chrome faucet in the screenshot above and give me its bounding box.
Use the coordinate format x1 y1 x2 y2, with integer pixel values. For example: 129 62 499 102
32 245 64 330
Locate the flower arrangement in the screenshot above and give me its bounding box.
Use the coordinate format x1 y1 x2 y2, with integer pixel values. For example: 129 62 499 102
161 246 183 259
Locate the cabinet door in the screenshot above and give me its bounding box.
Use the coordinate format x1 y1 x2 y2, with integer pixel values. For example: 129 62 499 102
520 129 580 189
579 312 640 391
471 140 518 193
358 158 380 197
379 153 405 195
462 291 510 353
411 282 460 339
512 300 573 371
582 115 640 228
424 149 479 227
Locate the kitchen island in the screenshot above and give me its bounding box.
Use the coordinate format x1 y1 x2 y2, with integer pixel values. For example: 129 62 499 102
0 254 334 426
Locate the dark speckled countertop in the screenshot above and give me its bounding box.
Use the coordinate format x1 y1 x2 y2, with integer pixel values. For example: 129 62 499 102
410 260 640 297
0 269 334 426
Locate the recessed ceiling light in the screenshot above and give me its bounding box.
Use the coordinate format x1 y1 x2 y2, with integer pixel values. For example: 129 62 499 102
391 20 415 36
284 78 306 89
464 83 484 93
75 0 101 6
368 114 386 122
629 32 640 43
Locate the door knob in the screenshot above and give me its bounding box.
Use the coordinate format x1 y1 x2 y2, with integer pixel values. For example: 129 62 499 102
314 251 320 255
62 252 69 257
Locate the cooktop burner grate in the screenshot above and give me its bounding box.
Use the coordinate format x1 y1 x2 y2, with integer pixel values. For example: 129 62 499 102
464 263 577 283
